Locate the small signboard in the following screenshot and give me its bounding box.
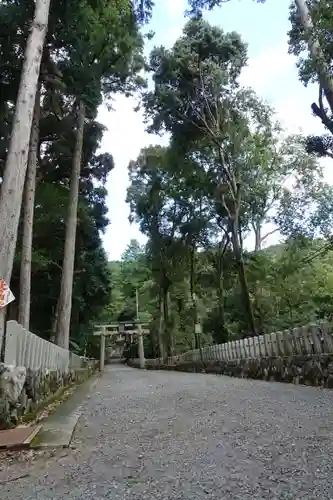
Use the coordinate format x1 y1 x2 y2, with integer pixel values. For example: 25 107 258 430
0 280 15 309
195 322 202 334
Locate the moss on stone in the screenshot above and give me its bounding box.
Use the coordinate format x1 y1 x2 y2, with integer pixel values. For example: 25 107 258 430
0 364 97 430
129 354 333 389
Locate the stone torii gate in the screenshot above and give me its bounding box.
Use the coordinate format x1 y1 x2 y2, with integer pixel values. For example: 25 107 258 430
94 321 149 371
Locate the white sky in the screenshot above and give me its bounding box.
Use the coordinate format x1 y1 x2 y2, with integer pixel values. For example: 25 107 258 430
97 0 333 261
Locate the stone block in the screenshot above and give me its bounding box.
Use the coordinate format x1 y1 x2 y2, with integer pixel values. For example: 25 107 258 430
0 364 26 403
0 363 95 430
138 353 333 391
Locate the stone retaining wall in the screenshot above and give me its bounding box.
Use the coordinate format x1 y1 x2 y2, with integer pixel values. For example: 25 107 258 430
0 361 98 429
128 355 333 388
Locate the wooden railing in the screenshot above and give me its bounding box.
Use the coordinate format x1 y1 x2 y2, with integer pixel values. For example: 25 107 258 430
4 320 83 372
145 324 333 366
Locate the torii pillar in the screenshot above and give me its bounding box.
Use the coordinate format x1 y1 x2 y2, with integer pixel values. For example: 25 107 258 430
100 327 106 371
137 323 145 369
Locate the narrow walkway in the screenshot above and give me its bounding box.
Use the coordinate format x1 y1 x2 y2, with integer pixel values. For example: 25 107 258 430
2 365 333 499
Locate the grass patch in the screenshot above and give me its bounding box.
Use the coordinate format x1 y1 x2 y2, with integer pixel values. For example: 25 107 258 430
21 385 75 426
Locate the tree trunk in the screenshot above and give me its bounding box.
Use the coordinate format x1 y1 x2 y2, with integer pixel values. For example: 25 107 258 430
18 86 41 330
215 237 228 342
295 0 333 113
189 245 198 349
157 291 164 359
55 100 85 349
0 0 50 347
50 298 59 343
230 221 257 337
217 280 225 328
253 222 261 252
189 244 205 368
162 285 173 358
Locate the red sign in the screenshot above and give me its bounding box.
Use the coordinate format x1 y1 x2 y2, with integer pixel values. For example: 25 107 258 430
0 280 15 309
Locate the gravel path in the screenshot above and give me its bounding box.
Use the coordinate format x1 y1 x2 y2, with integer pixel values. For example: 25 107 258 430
2 365 333 499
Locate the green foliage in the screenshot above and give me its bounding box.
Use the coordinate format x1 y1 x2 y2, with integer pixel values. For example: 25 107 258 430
186 0 264 17
3 0 330 359
103 240 154 324
108 236 333 354
106 15 333 356
288 0 333 148
0 0 152 354
288 0 332 87
143 18 248 138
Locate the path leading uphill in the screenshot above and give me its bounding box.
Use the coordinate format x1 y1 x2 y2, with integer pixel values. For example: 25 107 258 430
1 365 333 499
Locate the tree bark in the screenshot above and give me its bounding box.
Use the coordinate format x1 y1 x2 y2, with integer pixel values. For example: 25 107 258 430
253 222 261 252
50 298 59 343
162 284 173 358
189 244 205 367
295 0 333 114
230 221 257 337
0 0 50 346
18 86 41 330
55 100 85 349
189 245 198 349
157 291 164 359
215 236 229 341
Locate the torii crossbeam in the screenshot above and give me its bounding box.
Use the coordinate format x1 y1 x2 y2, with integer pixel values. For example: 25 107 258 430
94 321 149 371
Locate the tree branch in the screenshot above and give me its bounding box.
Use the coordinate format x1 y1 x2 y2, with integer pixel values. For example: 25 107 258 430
261 227 279 243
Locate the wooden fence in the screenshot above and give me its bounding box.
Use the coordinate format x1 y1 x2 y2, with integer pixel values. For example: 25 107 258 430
146 323 333 367
4 320 83 372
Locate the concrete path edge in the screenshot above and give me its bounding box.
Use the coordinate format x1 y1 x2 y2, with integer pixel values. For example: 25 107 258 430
30 372 101 449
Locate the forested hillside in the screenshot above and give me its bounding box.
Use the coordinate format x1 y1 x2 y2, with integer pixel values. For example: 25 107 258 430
0 0 152 354
105 238 333 358
105 9 333 359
